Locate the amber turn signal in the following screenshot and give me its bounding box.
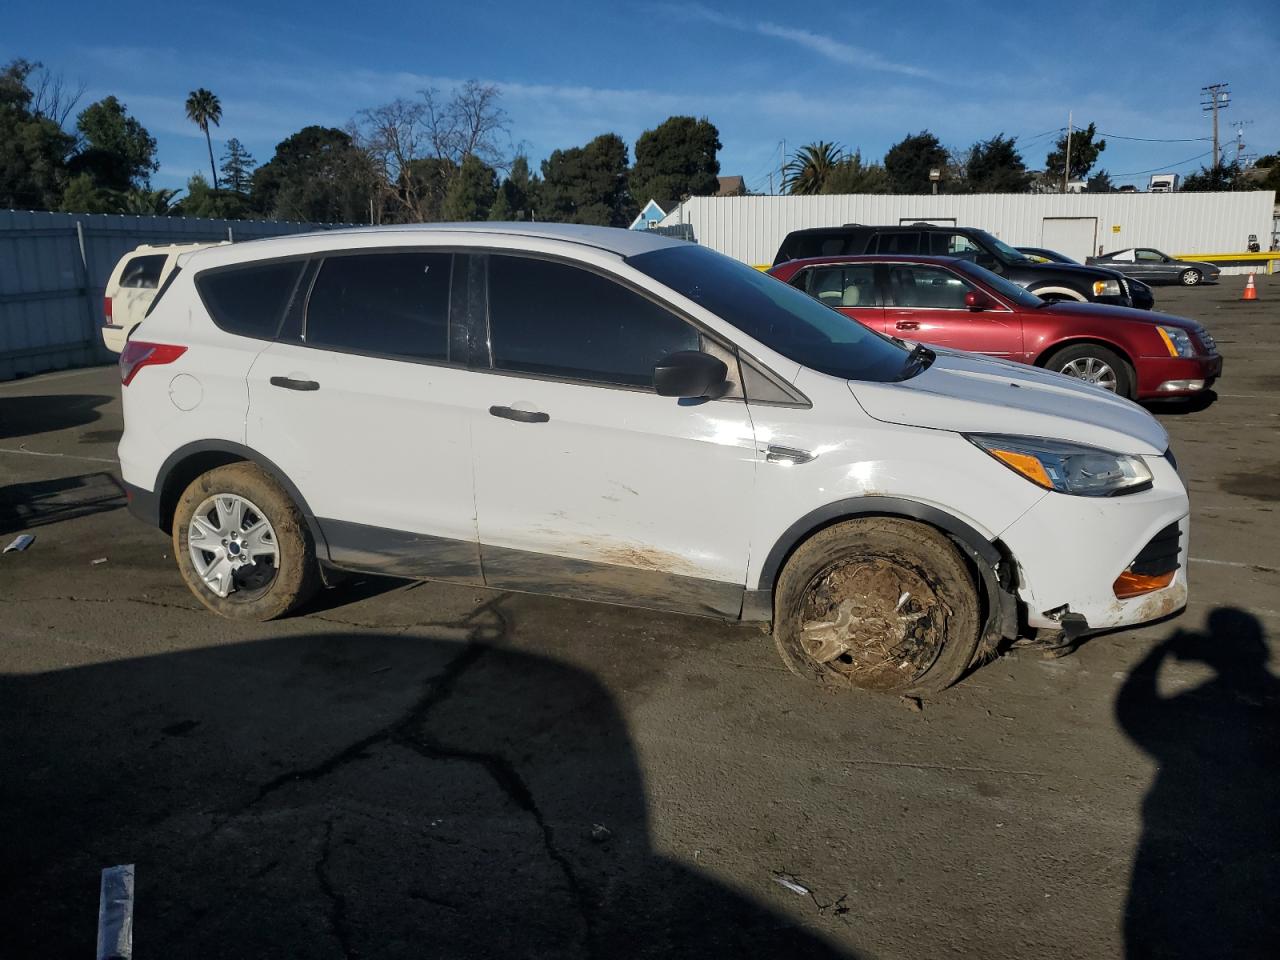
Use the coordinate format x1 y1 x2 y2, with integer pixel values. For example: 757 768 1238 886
1113 569 1176 599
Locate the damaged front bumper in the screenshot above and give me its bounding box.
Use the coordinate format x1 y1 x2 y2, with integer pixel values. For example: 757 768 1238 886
997 452 1189 633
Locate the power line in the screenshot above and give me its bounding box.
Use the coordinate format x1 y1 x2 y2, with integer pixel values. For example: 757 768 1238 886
1098 132 1212 143
1110 149 1214 178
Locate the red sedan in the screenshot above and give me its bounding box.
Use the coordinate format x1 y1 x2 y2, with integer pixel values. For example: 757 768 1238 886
769 255 1222 400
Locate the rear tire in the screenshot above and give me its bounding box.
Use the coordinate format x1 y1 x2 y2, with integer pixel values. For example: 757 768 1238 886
172 462 319 621
772 518 981 696
1179 269 1201 286
1045 343 1134 399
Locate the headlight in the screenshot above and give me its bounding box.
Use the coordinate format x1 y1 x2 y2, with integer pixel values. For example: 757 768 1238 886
1092 279 1122 297
967 434 1153 496
1156 325 1196 358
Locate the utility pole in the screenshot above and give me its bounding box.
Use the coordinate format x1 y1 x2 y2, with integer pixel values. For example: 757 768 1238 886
1201 83 1231 168
1062 111 1073 193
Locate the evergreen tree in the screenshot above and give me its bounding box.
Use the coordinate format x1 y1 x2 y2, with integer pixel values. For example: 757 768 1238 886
630 116 720 209
539 134 632 226
443 154 497 220
1044 123 1106 184
219 138 255 195
884 131 948 193
71 96 157 191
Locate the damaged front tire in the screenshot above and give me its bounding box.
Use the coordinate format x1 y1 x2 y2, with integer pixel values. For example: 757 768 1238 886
772 518 981 695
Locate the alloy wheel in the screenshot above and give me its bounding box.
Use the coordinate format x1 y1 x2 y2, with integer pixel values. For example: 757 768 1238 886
186 493 280 599
1059 356 1118 392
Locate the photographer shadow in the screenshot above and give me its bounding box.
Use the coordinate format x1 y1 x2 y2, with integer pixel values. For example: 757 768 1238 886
1115 608 1280 959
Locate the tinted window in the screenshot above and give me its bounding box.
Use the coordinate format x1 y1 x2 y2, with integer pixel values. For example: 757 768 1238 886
488 256 698 387
1135 249 1164 262
119 254 167 289
306 252 452 361
886 265 972 309
807 265 877 308
874 232 921 254
951 260 1045 308
928 233 984 259
197 260 304 339
629 246 910 383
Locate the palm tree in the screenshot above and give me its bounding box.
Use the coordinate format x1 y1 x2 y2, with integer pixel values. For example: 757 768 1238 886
185 88 223 190
782 141 844 195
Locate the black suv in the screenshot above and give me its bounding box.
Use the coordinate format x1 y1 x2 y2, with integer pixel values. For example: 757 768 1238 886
773 225 1154 310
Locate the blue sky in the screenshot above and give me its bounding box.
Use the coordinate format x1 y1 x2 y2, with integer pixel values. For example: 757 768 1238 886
6 0 1278 196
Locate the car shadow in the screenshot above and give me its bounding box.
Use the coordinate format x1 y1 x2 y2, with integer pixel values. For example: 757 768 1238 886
0 471 126 536
0 602 854 959
1115 607 1280 959
1141 389 1218 416
0 394 113 440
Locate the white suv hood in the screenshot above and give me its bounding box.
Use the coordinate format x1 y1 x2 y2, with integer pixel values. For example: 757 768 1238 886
848 350 1169 455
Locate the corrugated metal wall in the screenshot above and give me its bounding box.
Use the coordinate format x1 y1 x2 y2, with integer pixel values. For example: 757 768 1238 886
660 191 1277 266
0 210 347 382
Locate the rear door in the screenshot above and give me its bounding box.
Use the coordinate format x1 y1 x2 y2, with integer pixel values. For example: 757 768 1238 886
469 253 758 617
883 263 1022 356
800 263 885 334
245 250 483 582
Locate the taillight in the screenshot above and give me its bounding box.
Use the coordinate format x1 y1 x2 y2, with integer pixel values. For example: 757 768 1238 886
103 296 113 325
120 340 187 386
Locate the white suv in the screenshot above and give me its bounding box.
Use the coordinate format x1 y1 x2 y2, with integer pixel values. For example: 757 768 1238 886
101 242 222 352
118 224 1189 694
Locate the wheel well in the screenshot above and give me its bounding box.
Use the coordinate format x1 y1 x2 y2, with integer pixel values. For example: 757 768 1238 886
1027 284 1086 302
157 451 247 534
1034 337 1136 376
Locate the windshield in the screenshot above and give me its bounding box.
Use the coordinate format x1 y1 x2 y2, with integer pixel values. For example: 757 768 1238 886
628 245 913 382
974 230 1034 264
950 259 1045 309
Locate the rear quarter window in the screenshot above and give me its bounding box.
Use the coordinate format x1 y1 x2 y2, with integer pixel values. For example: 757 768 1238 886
118 254 168 289
195 261 305 339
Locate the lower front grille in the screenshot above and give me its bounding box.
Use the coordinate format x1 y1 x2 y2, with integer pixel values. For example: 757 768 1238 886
1130 522 1181 577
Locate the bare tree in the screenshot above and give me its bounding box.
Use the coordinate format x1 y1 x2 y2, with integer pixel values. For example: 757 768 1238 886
20 61 86 128
354 80 510 223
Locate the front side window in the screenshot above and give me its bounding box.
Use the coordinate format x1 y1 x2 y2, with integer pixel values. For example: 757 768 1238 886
628 245 911 383
487 255 699 387
306 252 452 361
930 234 984 259
1135 249 1165 262
119 254 167 289
886 265 973 309
197 260 305 339
807 265 878 308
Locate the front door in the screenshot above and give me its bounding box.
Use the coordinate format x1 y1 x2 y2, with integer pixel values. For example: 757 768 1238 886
246 250 483 581
884 263 1022 357
470 254 758 617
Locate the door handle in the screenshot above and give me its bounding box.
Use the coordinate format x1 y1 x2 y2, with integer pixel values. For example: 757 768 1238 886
489 405 550 424
895 321 920 331
270 376 320 391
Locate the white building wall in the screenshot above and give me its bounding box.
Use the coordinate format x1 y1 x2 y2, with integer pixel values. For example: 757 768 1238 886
659 191 1276 266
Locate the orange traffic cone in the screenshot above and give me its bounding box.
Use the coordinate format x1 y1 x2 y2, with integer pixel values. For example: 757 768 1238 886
1242 273 1259 301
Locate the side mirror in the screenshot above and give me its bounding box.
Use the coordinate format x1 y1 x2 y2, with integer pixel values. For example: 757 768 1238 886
965 291 995 311
653 351 728 399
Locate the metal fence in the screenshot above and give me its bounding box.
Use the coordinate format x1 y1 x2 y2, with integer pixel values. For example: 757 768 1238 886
660 191 1278 266
0 210 348 382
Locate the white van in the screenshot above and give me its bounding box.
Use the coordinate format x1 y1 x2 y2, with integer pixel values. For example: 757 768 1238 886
101 242 223 353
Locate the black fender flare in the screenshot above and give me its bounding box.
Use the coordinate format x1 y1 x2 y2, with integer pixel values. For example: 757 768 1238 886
755 496 1002 592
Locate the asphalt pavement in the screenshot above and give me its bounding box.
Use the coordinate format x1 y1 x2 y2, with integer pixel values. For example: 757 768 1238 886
1 276 1277 959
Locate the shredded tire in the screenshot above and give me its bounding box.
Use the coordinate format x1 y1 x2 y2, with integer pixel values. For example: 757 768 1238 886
772 518 981 695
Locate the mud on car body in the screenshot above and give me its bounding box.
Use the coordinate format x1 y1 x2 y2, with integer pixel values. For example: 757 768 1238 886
119 224 1189 695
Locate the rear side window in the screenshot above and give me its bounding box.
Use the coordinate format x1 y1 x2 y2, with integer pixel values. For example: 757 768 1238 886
806 265 878 308
119 254 167 289
873 232 922 254
305 252 452 361
488 255 698 387
197 261 305 339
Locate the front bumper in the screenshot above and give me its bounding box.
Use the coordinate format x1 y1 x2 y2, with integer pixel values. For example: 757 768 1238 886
1135 354 1223 398
998 453 1189 632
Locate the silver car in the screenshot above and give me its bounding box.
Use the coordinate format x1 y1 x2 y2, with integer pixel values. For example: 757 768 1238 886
1086 248 1221 286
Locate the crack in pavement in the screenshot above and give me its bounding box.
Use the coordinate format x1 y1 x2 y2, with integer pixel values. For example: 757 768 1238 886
202 597 600 958
0 594 202 612
314 819 356 959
